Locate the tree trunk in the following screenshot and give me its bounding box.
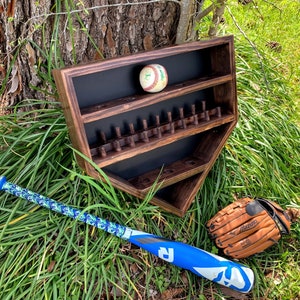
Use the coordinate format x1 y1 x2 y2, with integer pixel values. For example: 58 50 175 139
0 0 181 112
1 0 225 114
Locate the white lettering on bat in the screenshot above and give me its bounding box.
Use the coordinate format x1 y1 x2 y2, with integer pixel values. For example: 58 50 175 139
193 266 247 289
158 247 174 262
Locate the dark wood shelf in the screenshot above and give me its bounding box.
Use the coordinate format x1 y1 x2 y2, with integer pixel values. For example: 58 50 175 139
81 74 233 123
128 155 209 192
91 113 235 168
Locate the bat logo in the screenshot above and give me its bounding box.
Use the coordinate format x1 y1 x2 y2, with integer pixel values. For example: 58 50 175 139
158 247 174 262
193 265 253 292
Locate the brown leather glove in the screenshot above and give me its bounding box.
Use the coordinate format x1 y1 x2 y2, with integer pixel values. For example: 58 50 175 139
206 197 291 259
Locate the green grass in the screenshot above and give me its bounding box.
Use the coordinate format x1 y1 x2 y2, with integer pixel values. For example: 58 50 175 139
1 1 300 299
224 0 300 120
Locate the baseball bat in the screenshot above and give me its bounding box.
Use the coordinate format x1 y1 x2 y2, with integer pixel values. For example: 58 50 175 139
0 176 254 293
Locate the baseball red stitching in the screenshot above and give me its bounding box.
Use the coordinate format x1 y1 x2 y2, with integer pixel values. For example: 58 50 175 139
143 65 161 92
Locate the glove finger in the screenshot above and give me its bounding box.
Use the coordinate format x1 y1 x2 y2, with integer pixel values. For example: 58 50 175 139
215 213 275 248
208 210 266 239
223 225 281 259
207 198 253 233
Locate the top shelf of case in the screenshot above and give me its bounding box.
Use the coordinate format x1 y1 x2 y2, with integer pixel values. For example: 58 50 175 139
80 73 233 123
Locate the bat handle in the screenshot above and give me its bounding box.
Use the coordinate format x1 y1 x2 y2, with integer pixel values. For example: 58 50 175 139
0 176 127 238
0 176 254 293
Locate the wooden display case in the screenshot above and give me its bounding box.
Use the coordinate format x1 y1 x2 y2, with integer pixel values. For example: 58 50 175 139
53 35 237 216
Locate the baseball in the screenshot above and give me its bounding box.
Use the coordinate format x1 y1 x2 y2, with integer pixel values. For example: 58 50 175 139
139 64 168 93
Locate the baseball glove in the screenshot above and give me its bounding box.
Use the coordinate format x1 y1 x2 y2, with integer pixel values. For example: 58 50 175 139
206 197 291 259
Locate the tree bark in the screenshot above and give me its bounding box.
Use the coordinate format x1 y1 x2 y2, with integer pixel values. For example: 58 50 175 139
175 0 205 44
0 0 180 111
208 0 226 37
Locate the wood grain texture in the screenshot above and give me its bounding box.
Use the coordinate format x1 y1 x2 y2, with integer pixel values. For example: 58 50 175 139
53 36 237 216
